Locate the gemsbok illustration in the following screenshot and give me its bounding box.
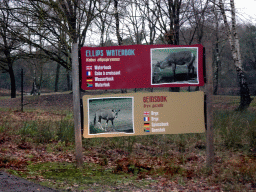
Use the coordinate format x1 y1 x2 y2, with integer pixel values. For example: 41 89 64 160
94 109 120 131
153 51 195 83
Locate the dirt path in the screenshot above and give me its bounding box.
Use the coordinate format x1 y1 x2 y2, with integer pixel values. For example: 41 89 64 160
0 171 58 192
0 93 74 111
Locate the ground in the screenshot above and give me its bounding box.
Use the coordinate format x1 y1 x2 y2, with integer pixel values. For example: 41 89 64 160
0 89 255 191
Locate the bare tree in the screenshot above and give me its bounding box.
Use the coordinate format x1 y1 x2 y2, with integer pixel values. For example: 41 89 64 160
212 0 222 95
218 0 252 110
141 0 160 45
181 0 211 45
154 0 186 45
94 0 113 47
9 0 98 70
122 0 146 45
0 0 22 98
114 0 123 45
154 0 188 92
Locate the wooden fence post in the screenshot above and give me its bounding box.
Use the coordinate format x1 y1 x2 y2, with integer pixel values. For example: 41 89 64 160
205 43 214 168
72 43 83 168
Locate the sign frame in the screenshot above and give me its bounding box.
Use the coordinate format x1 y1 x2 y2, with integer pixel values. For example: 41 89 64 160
82 91 205 138
80 44 204 90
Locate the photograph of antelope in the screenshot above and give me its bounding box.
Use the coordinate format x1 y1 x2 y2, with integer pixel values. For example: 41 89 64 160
88 97 134 134
151 48 198 85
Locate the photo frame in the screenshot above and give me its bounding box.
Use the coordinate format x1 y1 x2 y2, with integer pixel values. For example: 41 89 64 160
87 97 134 135
151 47 199 85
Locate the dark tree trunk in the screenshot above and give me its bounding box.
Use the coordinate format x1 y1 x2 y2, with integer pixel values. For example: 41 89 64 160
38 67 43 95
114 0 122 46
55 63 61 92
166 0 181 92
213 62 219 95
67 69 71 91
4 48 16 98
236 67 253 110
9 65 16 98
114 0 126 93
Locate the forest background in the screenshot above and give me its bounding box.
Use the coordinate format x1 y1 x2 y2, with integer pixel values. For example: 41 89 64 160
1 1 256 191
1 0 256 100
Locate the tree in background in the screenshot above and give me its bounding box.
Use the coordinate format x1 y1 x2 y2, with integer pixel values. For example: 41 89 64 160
218 0 253 110
10 0 99 70
154 0 184 45
0 0 255 99
0 0 22 98
155 0 185 92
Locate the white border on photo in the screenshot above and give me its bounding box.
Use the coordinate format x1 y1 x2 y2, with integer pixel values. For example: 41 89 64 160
150 47 199 85
87 97 135 135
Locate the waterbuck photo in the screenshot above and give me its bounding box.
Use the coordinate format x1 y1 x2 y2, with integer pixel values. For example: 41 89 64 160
94 109 120 131
152 50 196 84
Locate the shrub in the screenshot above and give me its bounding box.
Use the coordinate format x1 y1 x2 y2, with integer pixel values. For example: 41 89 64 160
57 119 74 143
214 110 256 150
35 121 55 143
19 121 38 137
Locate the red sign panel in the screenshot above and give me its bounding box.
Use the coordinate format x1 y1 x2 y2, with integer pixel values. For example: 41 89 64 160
81 44 204 90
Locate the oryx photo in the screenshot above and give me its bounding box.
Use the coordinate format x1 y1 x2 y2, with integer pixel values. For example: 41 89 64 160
88 97 134 135
151 47 199 85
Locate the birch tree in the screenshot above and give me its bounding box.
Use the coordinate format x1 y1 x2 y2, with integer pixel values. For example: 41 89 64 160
219 0 252 110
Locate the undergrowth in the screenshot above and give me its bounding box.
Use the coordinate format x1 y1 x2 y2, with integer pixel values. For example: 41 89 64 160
18 116 74 143
214 110 256 151
1 106 256 191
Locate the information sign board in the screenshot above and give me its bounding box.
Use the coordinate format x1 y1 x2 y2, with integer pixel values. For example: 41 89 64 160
82 91 205 138
81 44 204 90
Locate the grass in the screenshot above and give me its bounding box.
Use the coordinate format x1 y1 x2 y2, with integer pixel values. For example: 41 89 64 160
9 161 155 191
214 110 256 151
18 119 74 144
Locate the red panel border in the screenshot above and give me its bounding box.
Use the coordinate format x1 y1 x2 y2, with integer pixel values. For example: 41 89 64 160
81 44 204 90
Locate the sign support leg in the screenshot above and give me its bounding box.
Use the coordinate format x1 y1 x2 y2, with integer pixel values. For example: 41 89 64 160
72 43 83 168
205 44 214 168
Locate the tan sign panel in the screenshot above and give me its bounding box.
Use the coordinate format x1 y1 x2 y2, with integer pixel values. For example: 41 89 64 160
82 91 205 138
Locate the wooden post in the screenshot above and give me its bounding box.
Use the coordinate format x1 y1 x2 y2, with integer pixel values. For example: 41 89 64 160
205 43 214 168
72 43 83 168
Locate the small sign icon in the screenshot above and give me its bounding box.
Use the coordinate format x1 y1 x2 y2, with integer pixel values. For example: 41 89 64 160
144 111 149 116
86 77 93 82
144 117 150 121
144 123 150 127
87 83 93 87
144 128 150 132
86 66 92 70
86 71 92 76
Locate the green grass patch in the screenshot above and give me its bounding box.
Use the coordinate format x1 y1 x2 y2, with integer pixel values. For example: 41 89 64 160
0 96 11 101
56 118 74 143
19 121 55 143
19 116 74 144
9 162 155 191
